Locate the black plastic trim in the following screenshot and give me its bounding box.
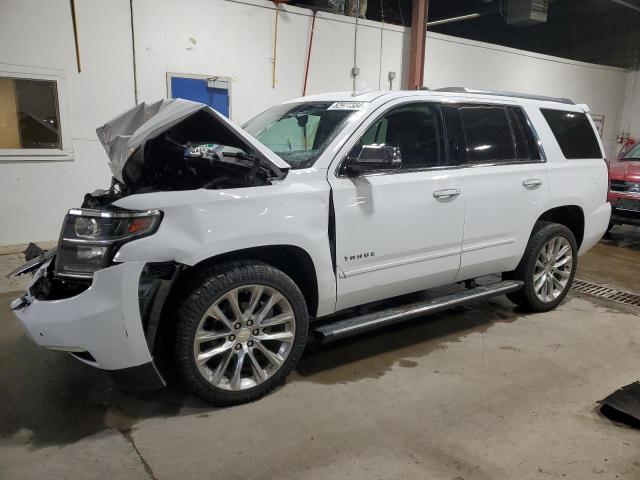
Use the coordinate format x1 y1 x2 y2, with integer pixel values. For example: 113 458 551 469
105 361 166 391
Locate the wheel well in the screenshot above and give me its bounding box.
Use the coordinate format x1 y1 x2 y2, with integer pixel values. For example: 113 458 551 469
186 245 319 317
537 206 584 249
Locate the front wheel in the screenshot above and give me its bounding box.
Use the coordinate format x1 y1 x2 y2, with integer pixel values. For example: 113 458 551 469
175 261 309 406
506 222 578 312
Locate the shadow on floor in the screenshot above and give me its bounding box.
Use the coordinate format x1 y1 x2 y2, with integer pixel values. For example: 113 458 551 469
601 224 640 251
0 292 523 448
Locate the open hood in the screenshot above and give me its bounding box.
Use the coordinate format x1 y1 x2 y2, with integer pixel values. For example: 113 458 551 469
96 99 290 185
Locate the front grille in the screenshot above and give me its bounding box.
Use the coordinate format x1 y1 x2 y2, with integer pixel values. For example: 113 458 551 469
572 279 640 307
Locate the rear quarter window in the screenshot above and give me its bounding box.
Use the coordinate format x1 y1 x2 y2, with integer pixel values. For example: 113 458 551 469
540 109 602 159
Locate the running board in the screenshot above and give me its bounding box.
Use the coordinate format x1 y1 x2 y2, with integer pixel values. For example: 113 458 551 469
313 280 524 343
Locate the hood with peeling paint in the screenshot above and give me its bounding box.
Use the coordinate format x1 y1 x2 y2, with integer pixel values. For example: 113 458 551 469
96 99 290 185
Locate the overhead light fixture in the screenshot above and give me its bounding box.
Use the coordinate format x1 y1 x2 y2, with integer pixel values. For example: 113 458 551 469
427 13 482 27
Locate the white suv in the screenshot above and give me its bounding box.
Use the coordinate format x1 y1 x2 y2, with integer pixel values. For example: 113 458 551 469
8 88 611 405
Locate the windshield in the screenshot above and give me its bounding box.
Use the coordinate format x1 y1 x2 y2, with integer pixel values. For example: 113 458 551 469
622 142 640 161
239 102 360 169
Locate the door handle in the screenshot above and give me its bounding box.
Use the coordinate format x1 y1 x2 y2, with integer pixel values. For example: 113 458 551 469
433 188 461 199
522 178 543 189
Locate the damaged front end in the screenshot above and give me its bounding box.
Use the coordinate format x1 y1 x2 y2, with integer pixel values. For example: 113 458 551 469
5 99 292 389
95 98 290 198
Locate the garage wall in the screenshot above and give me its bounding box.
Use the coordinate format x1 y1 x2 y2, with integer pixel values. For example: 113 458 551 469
0 0 135 246
423 33 628 159
0 0 631 246
618 70 640 149
134 0 627 152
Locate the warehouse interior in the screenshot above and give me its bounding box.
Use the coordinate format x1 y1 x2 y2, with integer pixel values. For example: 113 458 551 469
1 0 640 478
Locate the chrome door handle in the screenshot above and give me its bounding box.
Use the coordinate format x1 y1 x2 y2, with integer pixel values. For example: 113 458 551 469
433 188 461 199
523 178 543 189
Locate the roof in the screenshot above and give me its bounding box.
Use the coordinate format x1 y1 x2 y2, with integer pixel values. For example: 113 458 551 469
285 88 579 109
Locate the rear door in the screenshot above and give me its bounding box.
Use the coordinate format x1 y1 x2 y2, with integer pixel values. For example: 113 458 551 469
328 100 467 311
452 103 551 281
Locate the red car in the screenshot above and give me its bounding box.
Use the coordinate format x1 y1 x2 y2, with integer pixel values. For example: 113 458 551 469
608 140 640 228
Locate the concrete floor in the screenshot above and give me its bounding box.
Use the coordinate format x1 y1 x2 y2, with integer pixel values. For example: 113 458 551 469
1 227 639 479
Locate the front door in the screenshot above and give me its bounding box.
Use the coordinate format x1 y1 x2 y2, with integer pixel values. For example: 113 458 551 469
329 101 467 311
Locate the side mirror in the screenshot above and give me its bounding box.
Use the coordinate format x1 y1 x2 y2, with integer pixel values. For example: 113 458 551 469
344 145 402 175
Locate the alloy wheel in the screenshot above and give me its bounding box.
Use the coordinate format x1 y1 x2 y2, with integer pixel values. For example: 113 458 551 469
533 235 573 303
192 284 296 391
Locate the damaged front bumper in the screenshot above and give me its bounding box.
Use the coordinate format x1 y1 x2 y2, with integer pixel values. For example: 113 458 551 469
10 260 166 391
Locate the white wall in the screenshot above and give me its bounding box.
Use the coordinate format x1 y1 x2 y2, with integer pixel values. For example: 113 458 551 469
0 0 632 245
0 0 135 245
423 33 628 159
134 0 627 150
618 70 640 149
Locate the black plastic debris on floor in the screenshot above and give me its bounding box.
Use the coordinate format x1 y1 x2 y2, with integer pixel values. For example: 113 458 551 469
599 381 640 429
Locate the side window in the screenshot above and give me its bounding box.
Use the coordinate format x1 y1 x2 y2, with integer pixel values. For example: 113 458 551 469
540 108 603 159
459 106 515 163
507 107 542 161
355 103 447 169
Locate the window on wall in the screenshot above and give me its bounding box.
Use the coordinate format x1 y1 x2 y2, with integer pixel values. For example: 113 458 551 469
0 77 62 150
0 65 70 160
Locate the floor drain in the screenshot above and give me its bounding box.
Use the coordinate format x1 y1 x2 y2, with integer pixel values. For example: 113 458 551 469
572 279 640 307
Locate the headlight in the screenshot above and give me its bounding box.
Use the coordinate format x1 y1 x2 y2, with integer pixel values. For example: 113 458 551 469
55 209 162 278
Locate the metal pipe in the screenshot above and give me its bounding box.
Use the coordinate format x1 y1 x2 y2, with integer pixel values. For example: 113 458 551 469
352 0 360 91
302 11 317 96
69 0 81 73
427 12 481 26
407 0 428 90
129 0 138 104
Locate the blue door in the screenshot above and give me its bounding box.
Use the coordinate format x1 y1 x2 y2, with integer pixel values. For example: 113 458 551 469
170 76 230 117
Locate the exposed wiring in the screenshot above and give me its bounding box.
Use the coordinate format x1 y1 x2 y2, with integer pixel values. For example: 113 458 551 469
378 0 385 89
498 0 507 20
272 1 282 89
353 0 360 91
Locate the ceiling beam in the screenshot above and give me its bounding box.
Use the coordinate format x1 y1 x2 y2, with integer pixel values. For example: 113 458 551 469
408 0 429 90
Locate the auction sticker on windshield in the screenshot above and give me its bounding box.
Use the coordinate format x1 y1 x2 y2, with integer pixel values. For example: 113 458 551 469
327 102 367 111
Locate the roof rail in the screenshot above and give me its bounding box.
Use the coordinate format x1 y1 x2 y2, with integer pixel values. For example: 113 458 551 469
433 87 575 105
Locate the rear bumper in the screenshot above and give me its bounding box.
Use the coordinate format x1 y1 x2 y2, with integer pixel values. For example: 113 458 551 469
579 202 611 255
11 261 165 389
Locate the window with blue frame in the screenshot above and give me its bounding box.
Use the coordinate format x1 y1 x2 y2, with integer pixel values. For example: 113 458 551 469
169 75 230 117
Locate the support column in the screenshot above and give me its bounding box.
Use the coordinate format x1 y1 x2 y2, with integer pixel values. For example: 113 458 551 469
408 0 428 90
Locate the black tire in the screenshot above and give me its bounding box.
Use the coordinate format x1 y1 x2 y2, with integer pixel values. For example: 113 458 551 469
505 221 578 312
175 261 308 406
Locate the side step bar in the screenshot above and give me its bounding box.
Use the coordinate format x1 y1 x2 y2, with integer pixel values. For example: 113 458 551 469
313 280 524 343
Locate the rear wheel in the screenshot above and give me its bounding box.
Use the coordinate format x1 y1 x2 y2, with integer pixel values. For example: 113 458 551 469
506 222 578 312
175 261 308 406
